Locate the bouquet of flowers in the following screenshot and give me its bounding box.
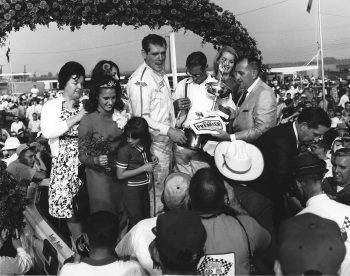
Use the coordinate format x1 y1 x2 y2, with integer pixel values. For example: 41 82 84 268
79 132 116 175
0 161 29 235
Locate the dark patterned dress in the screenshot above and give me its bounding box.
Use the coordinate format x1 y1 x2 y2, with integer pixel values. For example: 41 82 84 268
49 106 82 218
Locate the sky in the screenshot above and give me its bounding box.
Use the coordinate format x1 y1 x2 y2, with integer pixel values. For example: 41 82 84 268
0 0 349 76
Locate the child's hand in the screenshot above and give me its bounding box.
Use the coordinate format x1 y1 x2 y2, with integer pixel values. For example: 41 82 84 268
143 163 155 172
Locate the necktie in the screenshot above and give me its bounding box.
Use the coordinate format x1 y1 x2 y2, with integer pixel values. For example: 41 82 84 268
237 90 248 107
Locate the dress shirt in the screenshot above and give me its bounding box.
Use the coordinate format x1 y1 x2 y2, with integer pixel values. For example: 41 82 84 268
0 247 32 275
127 62 175 136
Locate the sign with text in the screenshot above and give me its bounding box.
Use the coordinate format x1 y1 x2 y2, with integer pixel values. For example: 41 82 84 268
189 116 226 135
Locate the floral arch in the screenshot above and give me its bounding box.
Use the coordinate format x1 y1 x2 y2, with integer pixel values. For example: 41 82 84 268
0 0 260 57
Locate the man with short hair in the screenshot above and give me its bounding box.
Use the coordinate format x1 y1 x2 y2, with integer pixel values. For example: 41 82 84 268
60 211 142 276
322 148 350 206
10 116 25 135
255 107 331 223
293 152 350 275
190 168 271 276
213 56 277 142
28 112 41 142
6 144 46 182
127 34 186 216
173 51 236 175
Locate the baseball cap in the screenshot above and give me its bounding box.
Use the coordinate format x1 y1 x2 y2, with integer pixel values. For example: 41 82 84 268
278 213 346 275
293 152 328 177
162 172 191 210
1 137 20 151
155 209 206 267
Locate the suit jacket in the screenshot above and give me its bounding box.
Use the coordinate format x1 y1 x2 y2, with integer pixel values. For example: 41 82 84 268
253 123 298 200
232 78 277 142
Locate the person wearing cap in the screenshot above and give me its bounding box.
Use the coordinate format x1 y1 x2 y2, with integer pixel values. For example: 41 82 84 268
254 107 331 225
190 168 271 276
1 137 20 166
149 209 206 275
322 148 350 206
6 144 46 182
172 51 236 175
275 213 346 275
293 152 350 275
116 172 191 275
59 211 142 276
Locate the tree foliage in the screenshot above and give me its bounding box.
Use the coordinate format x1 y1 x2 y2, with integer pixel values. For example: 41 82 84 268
0 0 261 57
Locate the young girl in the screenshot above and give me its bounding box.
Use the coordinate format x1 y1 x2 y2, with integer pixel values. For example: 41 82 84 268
116 117 157 228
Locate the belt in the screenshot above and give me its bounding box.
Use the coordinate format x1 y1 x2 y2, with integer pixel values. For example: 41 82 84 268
60 135 78 140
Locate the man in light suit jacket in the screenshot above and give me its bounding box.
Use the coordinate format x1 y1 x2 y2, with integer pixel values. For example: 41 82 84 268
214 56 277 143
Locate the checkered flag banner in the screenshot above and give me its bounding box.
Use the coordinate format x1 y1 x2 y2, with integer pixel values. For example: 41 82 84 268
341 216 350 242
197 253 235 276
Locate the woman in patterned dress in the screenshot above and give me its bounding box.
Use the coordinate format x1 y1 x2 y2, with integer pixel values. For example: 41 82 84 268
41 61 87 242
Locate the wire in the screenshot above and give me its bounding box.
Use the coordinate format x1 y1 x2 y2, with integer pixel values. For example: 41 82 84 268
234 0 290 16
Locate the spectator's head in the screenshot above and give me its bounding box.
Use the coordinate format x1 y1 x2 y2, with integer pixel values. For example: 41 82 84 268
17 144 36 167
345 101 350 111
235 56 262 89
91 60 120 82
286 92 291 99
85 75 123 113
185 52 207 85
293 152 328 204
151 209 206 274
309 139 330 159
162 172 191 211
213 45 237 77
32 113 37 121
296 107 331 143
275 213 345 275
142 34 167 73
13 116 19 122
189 168 227 214
58 61 85 100
85 211 118 250
332 148 350 187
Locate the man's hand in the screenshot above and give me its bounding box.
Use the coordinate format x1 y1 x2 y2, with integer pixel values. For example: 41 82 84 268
167 128 187 144
211 129 231 141
174 98 191 111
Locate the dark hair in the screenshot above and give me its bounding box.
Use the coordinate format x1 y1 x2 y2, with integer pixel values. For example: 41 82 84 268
213 46 238 77
333 148 350 158
18 146 34 164
123 117 152 161
142 34 167 53
58 61 85 90
186 51 207 69
91 60 120 81
84 75 124 113
297 107 331 128
85 211 118 248
189 168 226 213
236 56 262 76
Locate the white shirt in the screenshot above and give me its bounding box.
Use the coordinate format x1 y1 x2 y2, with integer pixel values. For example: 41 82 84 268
173 75 236 128
59 259 142 276
127 62 175 136
298 194 350 276
339 94 349 108
293 121 299 148
0 247 32 275
30 87 39 95
10 121 25 134
28 119 41 132
115 217 161 275
26 105 35 120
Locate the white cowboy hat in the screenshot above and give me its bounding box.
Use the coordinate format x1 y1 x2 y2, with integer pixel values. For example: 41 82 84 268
214 140 264 181
1 137 20 151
